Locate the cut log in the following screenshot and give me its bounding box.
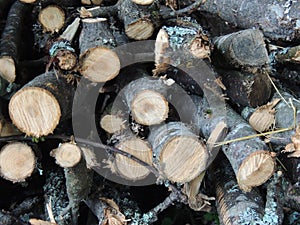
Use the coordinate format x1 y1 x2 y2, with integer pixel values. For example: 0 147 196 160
132 0 154 5
0 1 32 83
122 77 169 126
79 0 158 40
9 71 75 137
100 114 126 134
78 18 120 83
199 0 300 42
115 136 152 181
148 122 208 183
276 45 300 65
19 0 38 3
194 95 275 192
216 70 272 107
29 219 57 225
212 29 269 73
0 115 21 137
212 155 265 225
154 20 211 75
0 142 35 183
50 143 82 168
81 0 103 5
38 5 65 34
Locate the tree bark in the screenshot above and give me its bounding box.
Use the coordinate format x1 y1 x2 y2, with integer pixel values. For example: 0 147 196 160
199 0 300 42
193 95 275 192
148 122 208 183
212 29 269 73
9 71 75 137
0 1 32 83
0 0 15 19
216 70 272 107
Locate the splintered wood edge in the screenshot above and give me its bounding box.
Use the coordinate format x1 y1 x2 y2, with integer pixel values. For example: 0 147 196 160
79 46 120 82
9 87 61 137
38 5 65 33
237 150 275 192
115 137 152 180
154 29 170 74
125 18 154 40
131 0 154 5
0 142 36 183
100 114 125 134
51 143 82 168
131 90 169 126
160 136 208 183
29 219 57 225
0 56 16 83
56 51 77 71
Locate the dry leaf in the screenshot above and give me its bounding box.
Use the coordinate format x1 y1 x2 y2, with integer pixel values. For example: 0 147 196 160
100 198 128 225
249 98 281 132
282 125 300 157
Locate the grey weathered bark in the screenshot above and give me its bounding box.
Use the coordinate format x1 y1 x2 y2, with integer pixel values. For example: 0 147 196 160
199 0 300 42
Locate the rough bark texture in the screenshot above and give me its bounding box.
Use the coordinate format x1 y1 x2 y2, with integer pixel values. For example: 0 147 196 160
199 0 300 42
212 29 269 73
0 1 32 83
217 70 272 107
0 0 15 19
148 122 208 183
9 71 75 137
212 155 265 225
193 95 275 192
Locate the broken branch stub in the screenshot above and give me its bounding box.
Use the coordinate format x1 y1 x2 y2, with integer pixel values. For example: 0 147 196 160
148 122 208 183
9 71 75 137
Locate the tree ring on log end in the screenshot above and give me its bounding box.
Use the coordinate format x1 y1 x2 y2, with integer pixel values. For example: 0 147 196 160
160 136 208 183
237 150 275 192
9 87 61 137
115 137 152 180
51 143 82 168
125 18 154 40
131 90 169 126
79 46 120 83
0 142 35 183
38 5 65 33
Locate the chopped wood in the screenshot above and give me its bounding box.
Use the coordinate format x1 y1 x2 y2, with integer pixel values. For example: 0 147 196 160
199 0 300 42
0 142 36 183
122 77 169 126
100 114 126 134
115 136 152 181
81 0 103 5
212 29 269 73
0 1 32 83
216 70 272 107
194 95 275 192
9 71 75 137
29 219 57 225
38 5 65 34
50 143 82 168
78 18 120 82
0 115 21 137
148 122 208 183
276 45 300 65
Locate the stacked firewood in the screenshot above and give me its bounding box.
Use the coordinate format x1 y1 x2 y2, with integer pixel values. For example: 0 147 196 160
0 0 300 225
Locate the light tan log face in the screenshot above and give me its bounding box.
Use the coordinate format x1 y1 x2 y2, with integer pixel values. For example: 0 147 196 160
115 137 152 180
38 5 65 33
237 150 275 192
79 46 120 82
51 143 82 168
0 142 35 183
9 87 61 137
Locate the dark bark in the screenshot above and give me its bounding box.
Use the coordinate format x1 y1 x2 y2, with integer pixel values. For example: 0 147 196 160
217 70 272 107
212 29 269 73
0 0 16 19
0 1 32 83
199 0 300 42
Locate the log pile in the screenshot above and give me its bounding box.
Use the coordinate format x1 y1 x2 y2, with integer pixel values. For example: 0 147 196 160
0 0 299 224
